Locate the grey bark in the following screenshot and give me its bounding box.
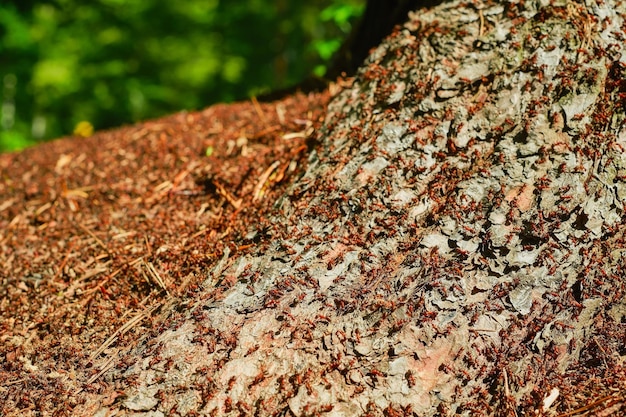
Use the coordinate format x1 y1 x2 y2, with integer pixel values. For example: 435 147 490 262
81 0 626 415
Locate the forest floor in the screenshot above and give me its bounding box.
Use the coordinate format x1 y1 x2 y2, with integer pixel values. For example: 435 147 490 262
0 88 332 414
1 76 625 415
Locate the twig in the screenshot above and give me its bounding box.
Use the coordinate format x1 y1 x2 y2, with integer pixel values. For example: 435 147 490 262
85 351 117 385
556 393 624 417
76 222 108 252
478 9 485 37
251 96 267 126
51 242 75 282
143 261 170 296
144 235 153 258
593 336 609 369
253 161 281 202
252 125 280 139
213 180 242 209
89 303 160 361
503 368 510 397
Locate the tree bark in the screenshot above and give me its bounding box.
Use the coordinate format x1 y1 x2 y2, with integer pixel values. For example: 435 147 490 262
10 0 626 415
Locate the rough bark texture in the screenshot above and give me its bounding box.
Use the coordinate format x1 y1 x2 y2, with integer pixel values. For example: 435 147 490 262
4 0 626 416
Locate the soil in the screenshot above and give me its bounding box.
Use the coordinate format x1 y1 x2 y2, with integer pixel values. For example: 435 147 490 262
0 89 332 414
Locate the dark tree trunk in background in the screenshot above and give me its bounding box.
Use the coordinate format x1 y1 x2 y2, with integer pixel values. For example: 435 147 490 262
263 0 445 100
327 0 444 78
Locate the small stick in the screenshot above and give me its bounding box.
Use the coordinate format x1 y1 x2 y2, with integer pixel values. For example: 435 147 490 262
213 180 242 209
556 393 623 417
89 303 160 361
144 261 170 296
51 242 75 282
85 352 116 385
251 96 267 126
479 10 485 37
253 161 281 202
76 222 107 252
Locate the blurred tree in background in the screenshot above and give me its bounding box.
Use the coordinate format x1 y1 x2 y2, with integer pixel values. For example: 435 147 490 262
0 0 363 152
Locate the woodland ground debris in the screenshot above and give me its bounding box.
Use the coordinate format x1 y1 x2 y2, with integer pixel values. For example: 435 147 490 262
2 0 626 416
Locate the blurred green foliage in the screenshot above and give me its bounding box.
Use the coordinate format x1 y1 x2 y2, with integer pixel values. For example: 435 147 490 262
0 0 363 152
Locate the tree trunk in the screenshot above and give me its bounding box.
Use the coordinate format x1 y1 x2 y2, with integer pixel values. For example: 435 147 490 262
5 0 626 416
327 0 445 79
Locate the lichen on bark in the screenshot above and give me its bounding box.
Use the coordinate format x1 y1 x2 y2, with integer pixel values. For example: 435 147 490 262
81 1 626 415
